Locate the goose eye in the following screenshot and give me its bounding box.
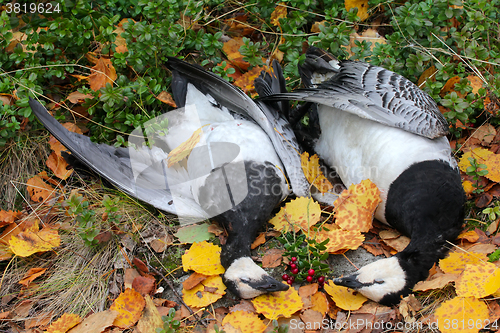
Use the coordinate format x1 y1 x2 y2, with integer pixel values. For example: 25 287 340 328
240 277 250 283
374 279 384 284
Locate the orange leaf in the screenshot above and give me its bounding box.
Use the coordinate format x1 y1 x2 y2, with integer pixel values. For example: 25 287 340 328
46 151 73 180
222 310 267 333
45 313 81 333
132 275 156 296
182 275 226 307
0 210 22 224
345 0 369 21
310 291 329 316
250 232 266 249
455 263 500 298
110 288 146 329
9 226 60 257
335 179 380 232
440 76 461 97
26 172 56 203
439 251 489 275
167 126 203 167
314 225 364 253
88 57 117 91
467 75 483 94
156 91 177 107
434 297 489 333
269 197 321 233
413 273 459 291
234 66 266 96
418 66 437 87
181 241 225 275
67 310 118 333
324 281 367 310
483 154 500 182
300 152 333 193
19 267 47 286
270 3 287 26
66 91 93 104
261 248 284 268
183 272 208 290
252 287 303 320
223 37 250 71
457 230 479 243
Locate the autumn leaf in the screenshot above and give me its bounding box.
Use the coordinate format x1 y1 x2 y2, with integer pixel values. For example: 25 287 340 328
45 313 81 333
345 0 369 21
174 223 212 244
418 66 437 87
434 297 489 333
335 179 380 232
182 274 226 307
270 3 287 26
0 210 22 225
46 151 73 180
310 291 329 316
458 147 492 172
110 288 146 329
181 241 225 275
156 91 177 107
18 267 47 286
463 180 475 195
9 225 60 257
261 248 284 268
222 311 267 333
88 57 117 91
234 66 267 96
68 310 118 333
269 197 321 233
167 126 203 167
136 295 163 333
252 287 303 320
26 172 56 203
413 273 458 291
314 225 364 253
457 230 480 243
183 272 208 290
223 37 250 71
439 251 489 274
455 263 500 298
482 154 500 182
323 281 367 310
300 152 333 193
66 91 93 104
440 76 462 97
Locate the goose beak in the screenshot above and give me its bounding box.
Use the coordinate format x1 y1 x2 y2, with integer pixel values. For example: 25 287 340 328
334 275 364 289
251 275 289 292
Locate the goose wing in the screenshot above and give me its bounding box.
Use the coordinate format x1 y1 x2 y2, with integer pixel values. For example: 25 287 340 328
262 48 449 139
165 58 310 199
29 98 209 221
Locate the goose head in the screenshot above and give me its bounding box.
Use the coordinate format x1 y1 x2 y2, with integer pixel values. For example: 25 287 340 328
222 257 288 299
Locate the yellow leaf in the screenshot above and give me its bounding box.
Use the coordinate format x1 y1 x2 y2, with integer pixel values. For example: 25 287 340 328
315 225 364 253
457 230 479 242
462 180 475 195
300 152 333 193
182 274 226 307
9 226 60 257
269 197 321 233
483 153 500 182
335 179 380 232
434 297 489 333
270 3 287 26
167 127 203 167
467 75 483 94
221 311 267 333
457 148 493 173
136 295 164 333
323 281 367 310
455 263 500 298
110 288 146 329
345 0 369 21
88 57 117 91
439 251 489 275
252 287 303 320
45 313 81 333
182 241 225 275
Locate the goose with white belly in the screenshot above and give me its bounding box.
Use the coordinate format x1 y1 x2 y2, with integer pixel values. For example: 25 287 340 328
29 58 311 299
262 47 465 305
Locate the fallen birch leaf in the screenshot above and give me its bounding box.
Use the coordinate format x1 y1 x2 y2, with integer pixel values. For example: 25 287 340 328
182 275 226 307
222 311 266 333
109 288 145 329
182 241 225 275
435 297 489 333
45 313 81 333
252 287 303 320
324 281 367 310
300 152 333 193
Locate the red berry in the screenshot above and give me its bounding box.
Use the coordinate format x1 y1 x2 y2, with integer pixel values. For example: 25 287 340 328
282 274 289 281
291 257 297 262
308 269 315 276
290 263 297 269
291 268 299 275
306 275 313 282
287 279 293 285
318 282 324 288
289 276 295 283
317 276 325 283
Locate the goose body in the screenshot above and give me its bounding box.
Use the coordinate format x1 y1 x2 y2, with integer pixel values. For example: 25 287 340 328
29 58 311 299
264 47 465 305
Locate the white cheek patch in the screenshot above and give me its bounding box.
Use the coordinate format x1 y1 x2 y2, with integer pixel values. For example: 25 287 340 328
224 257 270 299
356 257 406 302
